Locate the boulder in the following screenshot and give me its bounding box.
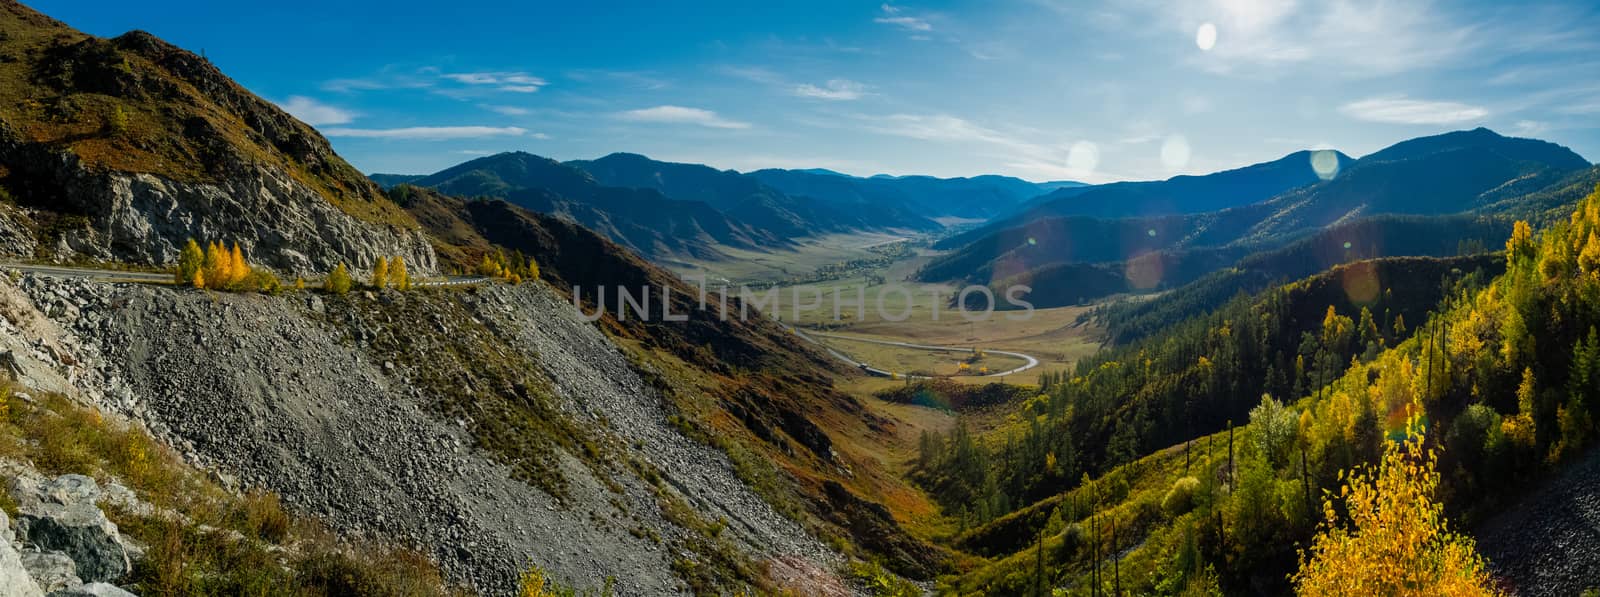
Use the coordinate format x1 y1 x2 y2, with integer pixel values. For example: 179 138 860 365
0 511 45 597
13 477 130 583
17 552 77 594
46 583 137 597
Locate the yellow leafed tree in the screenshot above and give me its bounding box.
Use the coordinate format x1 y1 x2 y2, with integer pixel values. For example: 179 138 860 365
324 263 352 295
229 243 249 287
1294 409 1499 596
176 239 203 286
371 256 389 290
201 241 227 288
389 256 409 290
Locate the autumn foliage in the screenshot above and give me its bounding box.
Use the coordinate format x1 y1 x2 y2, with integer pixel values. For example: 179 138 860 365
174 239 280 292
475 249 539 285
1295 409 1498 595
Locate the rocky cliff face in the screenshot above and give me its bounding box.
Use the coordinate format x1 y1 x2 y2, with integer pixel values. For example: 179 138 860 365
1 271 842 595
0 126 436 275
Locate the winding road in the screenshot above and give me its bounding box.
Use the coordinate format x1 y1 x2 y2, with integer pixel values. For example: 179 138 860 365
788 326 1039 380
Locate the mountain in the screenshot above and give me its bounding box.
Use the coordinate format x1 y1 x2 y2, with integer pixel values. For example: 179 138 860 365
924 129 1589 307
1233 128 1588 243
403 152 783 260
747 168 1051 220
566 152 923 237
0 1 433 275
946 149 1355 249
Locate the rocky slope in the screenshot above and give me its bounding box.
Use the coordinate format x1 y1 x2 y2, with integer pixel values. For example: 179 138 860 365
0 1 434 275
3 271 844 594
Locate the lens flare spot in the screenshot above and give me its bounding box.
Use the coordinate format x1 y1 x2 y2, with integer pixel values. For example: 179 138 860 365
1311 149 1342 180
1027 237 1037 246
1343 241 1352 250
1068 141 1100 176
1125 252 1165 290
1196 23 1217 51
1161 135 1191 172
1147 229 1157 237
1341 261 1380 304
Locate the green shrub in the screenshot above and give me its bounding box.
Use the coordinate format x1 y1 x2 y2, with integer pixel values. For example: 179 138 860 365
1162 476 1201 518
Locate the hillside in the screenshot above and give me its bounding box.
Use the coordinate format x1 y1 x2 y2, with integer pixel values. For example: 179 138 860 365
927 185 1600 594
394 184 950 579
1090 214 1514 340
0 0 433 275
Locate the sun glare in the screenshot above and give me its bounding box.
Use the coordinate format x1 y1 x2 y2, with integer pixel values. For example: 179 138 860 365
1196 22 1218 51
1310 149 1342 180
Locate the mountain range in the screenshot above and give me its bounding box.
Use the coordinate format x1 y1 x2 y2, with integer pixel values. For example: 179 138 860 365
919 128 1592 308
375 151 1071 267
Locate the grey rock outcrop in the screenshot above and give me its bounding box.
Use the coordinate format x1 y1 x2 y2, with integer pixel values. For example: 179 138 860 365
13 477 130 584
0 123 436 277
0 203 35 259
16 552 76 594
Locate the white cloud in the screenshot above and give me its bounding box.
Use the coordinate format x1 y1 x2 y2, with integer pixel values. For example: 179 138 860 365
876 3 932 31
793 79 867 101
278 96 356 126
442 72 547 92
617 106 751 129
1338 97 1489 125
321 126 529 140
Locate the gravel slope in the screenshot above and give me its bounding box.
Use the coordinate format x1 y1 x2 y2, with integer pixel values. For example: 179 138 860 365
11 274 840 595
1476 446 1600 596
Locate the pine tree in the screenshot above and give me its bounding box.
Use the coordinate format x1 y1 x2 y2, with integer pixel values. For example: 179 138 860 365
176 239 203 286
389 256 410 290
201 241 226 288
371 256 389 290
324 263 352 295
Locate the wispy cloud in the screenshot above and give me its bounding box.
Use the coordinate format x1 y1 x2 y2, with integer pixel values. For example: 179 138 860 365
876 3 932 32
793 79 868 101
1338 97 1489 125
321 126 528 140
278 96 356 126
442 72 546 93
618 106 751 129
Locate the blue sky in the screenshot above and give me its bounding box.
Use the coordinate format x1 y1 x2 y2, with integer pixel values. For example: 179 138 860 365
32 0 1600 183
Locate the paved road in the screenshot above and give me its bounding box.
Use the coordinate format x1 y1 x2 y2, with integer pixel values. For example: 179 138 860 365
0 261 490 288
789 327 1039 380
